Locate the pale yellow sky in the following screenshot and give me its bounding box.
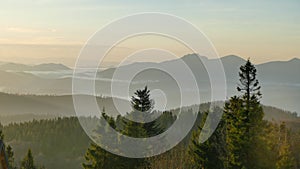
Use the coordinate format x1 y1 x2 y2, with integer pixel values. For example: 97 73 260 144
0 33 298 68
0 0 299 67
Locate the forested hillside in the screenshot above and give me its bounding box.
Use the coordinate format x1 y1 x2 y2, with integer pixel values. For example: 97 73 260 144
2 117 91 169
0 106 299 169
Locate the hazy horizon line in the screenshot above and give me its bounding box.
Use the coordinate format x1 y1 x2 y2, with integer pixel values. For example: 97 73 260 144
0 53 299 69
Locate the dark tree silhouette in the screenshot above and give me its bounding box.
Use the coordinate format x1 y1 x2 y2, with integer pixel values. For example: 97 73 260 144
237 59 264 128
237 59 261 108
131 86 153 112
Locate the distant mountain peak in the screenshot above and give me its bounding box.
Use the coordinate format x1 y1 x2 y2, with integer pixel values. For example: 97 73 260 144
289 58 300 62
182 54 246 62
222 54 245 60
221 55 246 65
181 53 208 61
35 63 71 70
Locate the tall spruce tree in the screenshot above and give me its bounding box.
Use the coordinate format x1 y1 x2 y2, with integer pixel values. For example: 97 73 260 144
237 59 264 128
237 59 261 106
123 86 156 138
224 59 264 168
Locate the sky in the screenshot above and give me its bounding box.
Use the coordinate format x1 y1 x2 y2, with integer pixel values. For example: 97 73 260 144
0 0 299 67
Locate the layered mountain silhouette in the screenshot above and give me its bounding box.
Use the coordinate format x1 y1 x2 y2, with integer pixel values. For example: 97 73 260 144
97 54 300 84
0 54 299 114
0 62 70 71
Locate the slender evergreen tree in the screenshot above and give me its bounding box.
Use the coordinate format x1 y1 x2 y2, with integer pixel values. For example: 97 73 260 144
237 59 261 106
224 59 264 168
127 86 155 137
20 149 37 169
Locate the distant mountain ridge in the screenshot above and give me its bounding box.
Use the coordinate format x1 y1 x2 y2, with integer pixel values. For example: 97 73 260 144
98 54 300 83
0 55 298 72
0 54 299 114
0 62 71 71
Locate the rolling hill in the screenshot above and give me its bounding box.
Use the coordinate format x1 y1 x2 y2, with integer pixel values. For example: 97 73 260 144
0 92 298 125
